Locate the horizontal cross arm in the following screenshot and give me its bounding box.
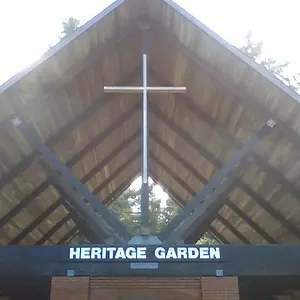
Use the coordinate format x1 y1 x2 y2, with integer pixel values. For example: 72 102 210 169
104 86 186 93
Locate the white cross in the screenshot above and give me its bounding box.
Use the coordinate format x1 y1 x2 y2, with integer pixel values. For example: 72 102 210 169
104 52 186 234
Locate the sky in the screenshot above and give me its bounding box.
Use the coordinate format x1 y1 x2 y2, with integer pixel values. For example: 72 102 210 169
1 0 299 201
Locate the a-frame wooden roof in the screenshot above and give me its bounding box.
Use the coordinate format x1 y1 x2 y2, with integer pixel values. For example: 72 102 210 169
1 0 300 245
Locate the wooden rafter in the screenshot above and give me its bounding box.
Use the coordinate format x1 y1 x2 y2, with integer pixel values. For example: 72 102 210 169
150 103 300 241
150 131 278 244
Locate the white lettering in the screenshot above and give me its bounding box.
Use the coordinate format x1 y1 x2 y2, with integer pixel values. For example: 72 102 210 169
68 246 221 261
188 247 199 259
177 247 188 259
115 248 126 259
80 247 91 259
91 247 101 259
166 247 177 259
210 247 221 259
69 247 80 259
126 247 137 259
137 247 147 259
155 247 165 259
199 247 209 259
107 247 117 259
102 247 107 259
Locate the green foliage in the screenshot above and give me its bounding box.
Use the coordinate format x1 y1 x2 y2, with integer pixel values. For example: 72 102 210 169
196 234 219 245
108 183 180 236
240 31 300 92
59 17 80 40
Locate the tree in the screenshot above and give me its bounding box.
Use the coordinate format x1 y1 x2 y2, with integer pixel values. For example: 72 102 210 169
108 183 180 235
240 31 300 92
59 17 80 40
197 234 219 245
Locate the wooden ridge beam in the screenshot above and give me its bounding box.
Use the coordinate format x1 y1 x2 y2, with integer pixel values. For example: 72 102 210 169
151 103 300 241
0 104 139 229
150 131 277 244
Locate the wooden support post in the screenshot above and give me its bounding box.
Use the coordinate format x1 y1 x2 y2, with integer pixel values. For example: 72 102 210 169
201 277 240 300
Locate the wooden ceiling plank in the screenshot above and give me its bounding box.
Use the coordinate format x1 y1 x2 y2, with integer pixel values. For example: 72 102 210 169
151 103 300 241
150 172 186 207
93 151 140 196
150 154 194 196
152 21 300 152
150 157 241 244
226 201 277 244
52 170 141 246
216 213 251 244
7 130 139 245
0 105 139 229
0 68 140 192
36 214 72 245
0 23 140 133
151 131 278 244
103 171 140 206
151 69 300 205
208 226 230 244
8 199 63 245
56 226 78 245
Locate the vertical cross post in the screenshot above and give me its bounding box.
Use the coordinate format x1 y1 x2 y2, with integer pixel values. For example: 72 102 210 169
141 26 150 235
104 23 186 236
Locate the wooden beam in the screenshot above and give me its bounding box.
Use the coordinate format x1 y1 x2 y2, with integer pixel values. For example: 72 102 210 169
150 154 246 242
56 226 78 245
0 104 139 229
0 68 140 191
93 152 140 196
216 213 251 244
52 170 141 245
8 200 63 245
103 171 140 206
150 154 195 196
8 130 139 245
150 68 300 205
208 226 230 244
150 171 186 207
151 103 300 241
36 214 72 245
150 131 278 244
0 23 140 133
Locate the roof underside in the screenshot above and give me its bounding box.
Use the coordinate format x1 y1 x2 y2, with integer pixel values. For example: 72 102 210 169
1 0 300 245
